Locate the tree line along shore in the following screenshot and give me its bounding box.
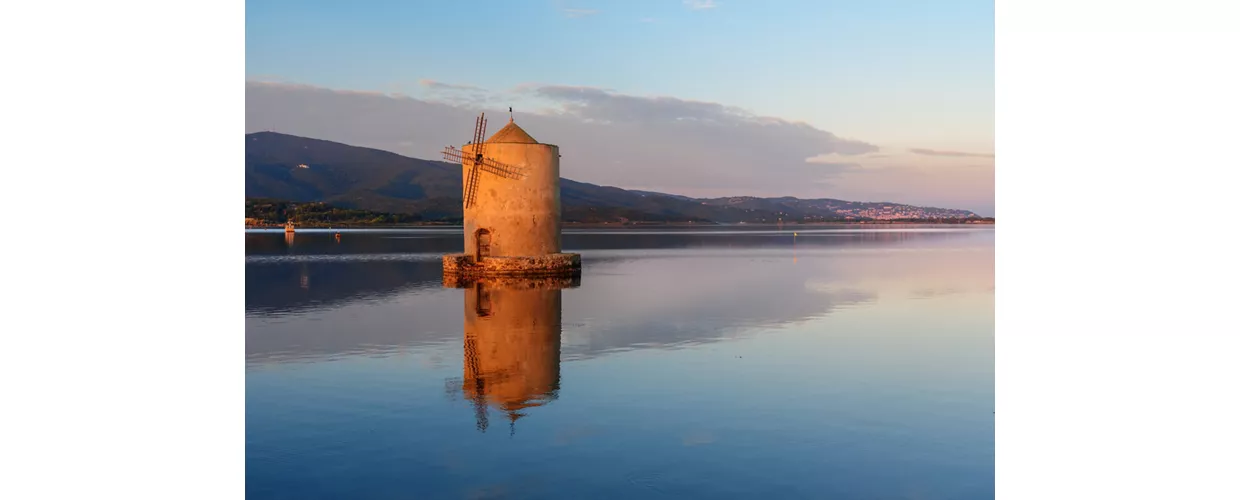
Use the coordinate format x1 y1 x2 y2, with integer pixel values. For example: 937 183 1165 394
245 198 994 228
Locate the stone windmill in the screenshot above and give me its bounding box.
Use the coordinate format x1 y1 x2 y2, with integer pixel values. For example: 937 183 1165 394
441 111 581 277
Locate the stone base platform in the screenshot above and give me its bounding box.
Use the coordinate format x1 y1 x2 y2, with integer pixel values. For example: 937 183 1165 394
442 253 582 278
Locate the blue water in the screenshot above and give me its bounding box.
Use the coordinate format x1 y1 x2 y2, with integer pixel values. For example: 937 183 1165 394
246 226 994 499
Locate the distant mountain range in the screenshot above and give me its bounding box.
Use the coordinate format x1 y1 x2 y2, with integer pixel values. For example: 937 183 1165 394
245 132 983 223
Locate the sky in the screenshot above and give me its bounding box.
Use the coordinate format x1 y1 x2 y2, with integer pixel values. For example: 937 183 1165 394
246 0 994 215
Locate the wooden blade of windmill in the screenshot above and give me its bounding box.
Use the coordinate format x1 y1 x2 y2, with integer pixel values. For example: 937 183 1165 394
452 146 525 181
464 164 474 207
477 156 528 180
464 335 489 432
443 378 465 400
441 146 466 163
472 114 486 145
464 162 482 208
476 117 488 166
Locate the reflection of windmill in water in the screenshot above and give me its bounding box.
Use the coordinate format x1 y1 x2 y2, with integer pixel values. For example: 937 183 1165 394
443 275 580 435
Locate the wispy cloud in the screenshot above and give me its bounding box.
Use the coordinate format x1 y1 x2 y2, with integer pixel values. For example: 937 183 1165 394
417 79 484 91
684 0 718 10
908 148 994 159
524 83 875 150
805 158 862 170
562 8 599 18
246 74 296 84
640 17 658 23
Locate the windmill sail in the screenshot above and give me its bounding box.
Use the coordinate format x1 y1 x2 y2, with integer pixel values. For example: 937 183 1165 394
441 112 530 208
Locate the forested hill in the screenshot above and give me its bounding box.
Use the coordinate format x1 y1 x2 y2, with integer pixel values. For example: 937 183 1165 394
245 132 981 223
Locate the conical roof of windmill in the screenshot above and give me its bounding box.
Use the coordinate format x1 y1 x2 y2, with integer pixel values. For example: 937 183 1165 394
486 118 538 144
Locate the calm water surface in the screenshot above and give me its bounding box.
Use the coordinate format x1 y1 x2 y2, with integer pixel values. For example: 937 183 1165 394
246 226 995 499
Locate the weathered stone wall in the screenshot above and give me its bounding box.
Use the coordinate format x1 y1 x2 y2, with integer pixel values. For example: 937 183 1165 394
442 253 581 277
461 141 561 259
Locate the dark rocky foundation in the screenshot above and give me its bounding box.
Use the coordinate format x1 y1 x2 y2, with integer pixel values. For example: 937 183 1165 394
442 253 582 278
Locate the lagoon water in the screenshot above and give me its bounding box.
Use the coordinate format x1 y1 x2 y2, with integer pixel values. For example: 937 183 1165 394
246 226 994 499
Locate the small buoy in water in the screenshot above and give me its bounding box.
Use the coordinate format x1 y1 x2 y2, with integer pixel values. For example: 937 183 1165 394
335 232 341 240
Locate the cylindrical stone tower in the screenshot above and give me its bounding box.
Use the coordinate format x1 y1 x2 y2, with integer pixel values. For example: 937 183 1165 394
443 117 581 277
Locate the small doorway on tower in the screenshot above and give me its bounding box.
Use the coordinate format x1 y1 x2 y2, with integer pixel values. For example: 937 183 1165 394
475 229 491 261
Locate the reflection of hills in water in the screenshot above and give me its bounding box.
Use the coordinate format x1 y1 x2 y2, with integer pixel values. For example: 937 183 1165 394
445 276 580 435
245 229 984 364
246 232 448 315
245 259 443 316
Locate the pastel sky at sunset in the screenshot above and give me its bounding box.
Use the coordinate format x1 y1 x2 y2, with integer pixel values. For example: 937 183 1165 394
246 0 995 215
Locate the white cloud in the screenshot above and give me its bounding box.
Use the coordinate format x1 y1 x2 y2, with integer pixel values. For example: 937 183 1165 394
684 0 718 10
908 148 995 159
417 79 484 91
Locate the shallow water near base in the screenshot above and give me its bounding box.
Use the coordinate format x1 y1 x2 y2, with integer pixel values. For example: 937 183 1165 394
246 225 995 499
